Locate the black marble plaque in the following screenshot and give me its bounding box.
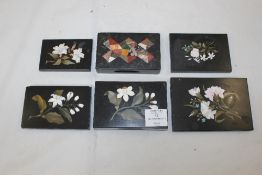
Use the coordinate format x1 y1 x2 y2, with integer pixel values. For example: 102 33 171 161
170 34 232 72
171 78 253 131
22 86 91 129
94 81 167 129
39 39 92 71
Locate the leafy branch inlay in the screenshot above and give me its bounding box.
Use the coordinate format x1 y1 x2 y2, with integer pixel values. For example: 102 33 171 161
185 86 242 123
104 86 158 121
28 90 84 124
182 41 218 63
46 42 85 65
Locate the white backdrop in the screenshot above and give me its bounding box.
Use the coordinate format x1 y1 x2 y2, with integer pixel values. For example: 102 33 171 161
0 0 262 174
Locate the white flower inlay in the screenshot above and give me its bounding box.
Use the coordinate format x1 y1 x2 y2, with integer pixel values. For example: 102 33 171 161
75 107 80 112
117 86 135 102
74 96 79 101
151 100 157 104
200 101 216 120
48 94 66 108
78 104 84 108
190 48 200 58
72 48 85 63
204 86 225 101
70 109 75 115
150 93 155 98
208 52 215 60
200 54 208 61
66 91 74 101
145 92 149 99
188 87 200 96
149 105 158 110
52 43 69 57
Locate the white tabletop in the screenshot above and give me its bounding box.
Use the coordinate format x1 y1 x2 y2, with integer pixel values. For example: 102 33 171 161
0 0 262 174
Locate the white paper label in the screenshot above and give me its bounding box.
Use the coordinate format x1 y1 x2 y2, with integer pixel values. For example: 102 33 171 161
145 109 168 127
